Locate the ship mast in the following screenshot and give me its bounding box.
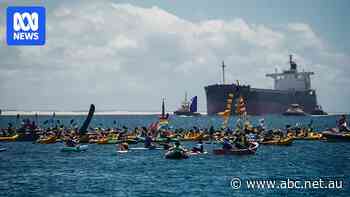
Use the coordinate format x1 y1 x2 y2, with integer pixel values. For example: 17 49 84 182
221 61 226 84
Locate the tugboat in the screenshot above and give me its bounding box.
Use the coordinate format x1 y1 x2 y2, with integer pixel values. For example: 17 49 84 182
174 93 200 116
311 105 328 115
283 104 308 116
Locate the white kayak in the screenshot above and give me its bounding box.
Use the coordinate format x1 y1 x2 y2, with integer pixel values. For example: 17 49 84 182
129 147 162 150
188 151 208 156
117 150 128 153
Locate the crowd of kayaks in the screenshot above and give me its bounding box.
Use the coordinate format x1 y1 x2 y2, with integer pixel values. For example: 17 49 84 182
1 125 349 159
1 104 349 159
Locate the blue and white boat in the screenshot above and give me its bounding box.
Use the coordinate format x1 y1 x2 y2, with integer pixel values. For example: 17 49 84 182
174 93 200 116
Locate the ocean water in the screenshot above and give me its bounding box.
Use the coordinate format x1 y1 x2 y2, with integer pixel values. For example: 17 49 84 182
0 114 349 196
0 114 347 130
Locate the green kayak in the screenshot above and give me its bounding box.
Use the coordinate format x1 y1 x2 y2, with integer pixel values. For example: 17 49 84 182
61 145 88 152
165 149 189 159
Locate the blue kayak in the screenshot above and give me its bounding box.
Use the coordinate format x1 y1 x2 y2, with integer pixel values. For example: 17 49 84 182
61 145 88 152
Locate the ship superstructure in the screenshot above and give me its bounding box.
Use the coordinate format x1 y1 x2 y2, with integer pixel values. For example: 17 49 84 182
205 55 323 115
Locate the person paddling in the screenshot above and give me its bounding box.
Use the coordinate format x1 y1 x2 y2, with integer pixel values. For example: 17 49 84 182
144 133 156 149
169 141 186 153
192 140 204 153
222 138 233 150
65 135 77 147
118 142 129 151
338 115 350 132
235 133 249 149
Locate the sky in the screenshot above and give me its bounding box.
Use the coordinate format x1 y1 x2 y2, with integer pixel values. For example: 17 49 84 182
0 0 349 113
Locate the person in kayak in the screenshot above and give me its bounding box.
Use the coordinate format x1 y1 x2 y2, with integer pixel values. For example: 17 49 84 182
65 135 77 147
222 138 233 150
144 134 156 149
191 140 204 153
169 141 186 152
338 115 350 132
119 142 129 151
209 126 215 141
235 133 249 149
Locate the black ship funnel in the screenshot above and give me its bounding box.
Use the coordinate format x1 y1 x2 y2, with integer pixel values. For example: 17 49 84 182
289 54 297 71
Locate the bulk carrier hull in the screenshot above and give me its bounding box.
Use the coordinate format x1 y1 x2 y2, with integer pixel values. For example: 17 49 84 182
205 84 318 115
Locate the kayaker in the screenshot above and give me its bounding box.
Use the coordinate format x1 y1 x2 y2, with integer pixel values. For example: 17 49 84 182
65 135 77 147
209 126 215 141
192 140 204 153
144 134 155 149
235 133 249 149
222 138 233 150
162 138 172 150
141 127 148 137
257 119 266 133
119 142 129 151
169 141 186 152
338 115 350 132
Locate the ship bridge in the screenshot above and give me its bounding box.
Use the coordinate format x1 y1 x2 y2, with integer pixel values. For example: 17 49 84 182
266 55 314 91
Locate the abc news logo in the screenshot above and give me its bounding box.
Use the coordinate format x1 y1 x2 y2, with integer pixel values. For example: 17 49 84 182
7 6 46 45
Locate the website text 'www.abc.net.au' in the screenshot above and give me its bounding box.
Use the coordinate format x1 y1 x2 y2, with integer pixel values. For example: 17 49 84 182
230 177 344 191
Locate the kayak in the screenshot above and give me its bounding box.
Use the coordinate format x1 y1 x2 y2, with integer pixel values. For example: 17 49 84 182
165 150 189 160
261 136 293 145
0 134 18 142
129 147 162 150
97 138 118 144
188 151 208 156
79 134 90 143
16 132 40 141
213 142 258 155
322 130 350 142
293 132 323 140
155 137 178 143
182 135 203 141
137 136 178 143
61 145 88 152
37 136 57 144
117 150 128 153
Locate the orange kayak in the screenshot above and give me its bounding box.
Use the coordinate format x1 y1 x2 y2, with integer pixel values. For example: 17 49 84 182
0 134 19 142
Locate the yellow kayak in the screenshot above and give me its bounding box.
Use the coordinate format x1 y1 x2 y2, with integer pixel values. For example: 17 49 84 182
97 138 109 144
182 132 204 141
261 136 294 145
37 136 57 144
288 132 323 140
0 134 19 142
295 132 323 140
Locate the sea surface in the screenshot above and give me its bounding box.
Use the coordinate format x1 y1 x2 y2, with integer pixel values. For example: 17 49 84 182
0 114 349 196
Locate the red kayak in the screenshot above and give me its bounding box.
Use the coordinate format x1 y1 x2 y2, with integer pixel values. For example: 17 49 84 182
213 142 259 155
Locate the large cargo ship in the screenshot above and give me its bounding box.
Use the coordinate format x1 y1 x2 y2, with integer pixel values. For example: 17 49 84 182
205 55 324 115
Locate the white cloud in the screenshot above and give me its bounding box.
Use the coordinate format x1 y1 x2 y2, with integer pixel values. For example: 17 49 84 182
0 2 349 112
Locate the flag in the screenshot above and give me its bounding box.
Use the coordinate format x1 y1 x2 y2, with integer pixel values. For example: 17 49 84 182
236 96 247 116
148 121 158 131
218 93 235 128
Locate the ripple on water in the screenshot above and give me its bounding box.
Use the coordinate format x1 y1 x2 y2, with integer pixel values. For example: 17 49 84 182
0 140 349 196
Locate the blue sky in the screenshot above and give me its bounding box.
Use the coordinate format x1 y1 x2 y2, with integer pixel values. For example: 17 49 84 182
0 0 349 113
